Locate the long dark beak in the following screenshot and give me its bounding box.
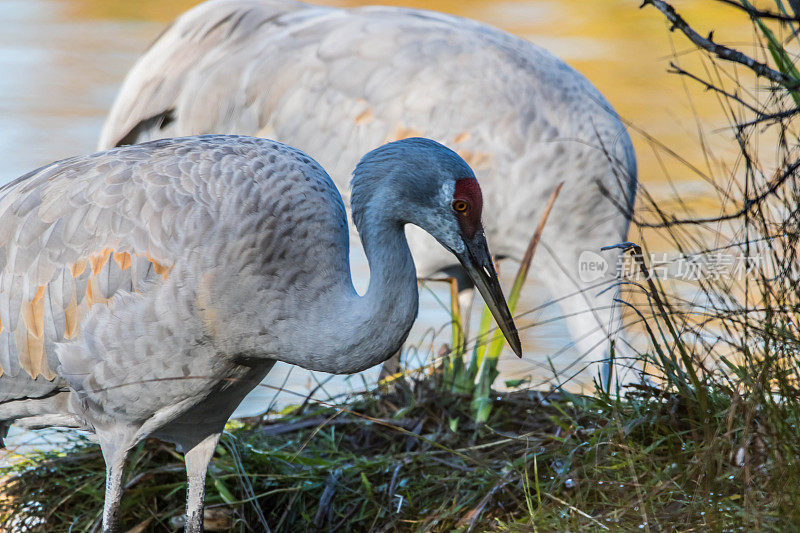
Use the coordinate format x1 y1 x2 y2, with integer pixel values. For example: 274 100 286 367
455 231 522 357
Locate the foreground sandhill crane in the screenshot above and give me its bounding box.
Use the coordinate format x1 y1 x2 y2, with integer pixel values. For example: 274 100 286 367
0 135 519 532
100 0 637 384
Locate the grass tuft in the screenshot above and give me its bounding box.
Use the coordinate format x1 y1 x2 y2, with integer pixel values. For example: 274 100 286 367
2 369 799 531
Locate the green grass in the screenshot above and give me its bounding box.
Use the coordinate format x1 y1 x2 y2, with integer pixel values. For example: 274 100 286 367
2 363 800 531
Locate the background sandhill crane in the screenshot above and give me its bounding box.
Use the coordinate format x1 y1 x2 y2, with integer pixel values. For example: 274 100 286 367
0 135 519 532
99 0 638 385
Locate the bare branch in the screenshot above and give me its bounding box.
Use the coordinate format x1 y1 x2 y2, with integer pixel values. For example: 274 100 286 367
713 0 800 22
641 0 800 89
734 107 800 128
666 62 800 128
667 62 764 115
627 158 800 228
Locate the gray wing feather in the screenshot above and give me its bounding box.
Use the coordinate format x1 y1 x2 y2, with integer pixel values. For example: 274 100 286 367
98 0 314 149
100 0 637 281
99 1 636 195
0 135 343 411
0 141 200 387
44 274 66 342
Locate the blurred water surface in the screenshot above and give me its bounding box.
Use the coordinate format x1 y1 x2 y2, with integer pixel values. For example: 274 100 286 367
0 0 756 448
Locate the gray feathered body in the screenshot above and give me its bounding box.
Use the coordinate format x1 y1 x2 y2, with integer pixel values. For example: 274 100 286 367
0 135 415 447
99 1 638 378
100 0 636 274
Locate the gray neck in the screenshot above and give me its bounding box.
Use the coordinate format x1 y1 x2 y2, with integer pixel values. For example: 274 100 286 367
328 207 419 374
258 202 420 375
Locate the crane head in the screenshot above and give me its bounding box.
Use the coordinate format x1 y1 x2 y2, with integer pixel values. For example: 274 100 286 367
352 137 522 357
449 178 523 358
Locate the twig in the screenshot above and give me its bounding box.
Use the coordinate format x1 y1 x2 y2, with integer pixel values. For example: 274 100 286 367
517 182 564 284
460 470 517 532
609 157 800 228
651 158 800 226
258 416 418 436
123 464 183 490
427 455 474 472
313 469 342 530
667 62 764 115
713 0 800 22
666 61 800 130
734 107 800 128
543 493 610 530
641 0 800 89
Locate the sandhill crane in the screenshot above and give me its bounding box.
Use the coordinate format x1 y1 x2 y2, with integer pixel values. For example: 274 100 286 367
99 0 638 385
0 135 519 532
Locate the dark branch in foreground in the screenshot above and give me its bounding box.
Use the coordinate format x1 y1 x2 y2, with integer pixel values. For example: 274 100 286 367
602 158 800 228
667 63 800 128
641 0 800 89
667 62 764 115
713 0 800 22
735 107 800 128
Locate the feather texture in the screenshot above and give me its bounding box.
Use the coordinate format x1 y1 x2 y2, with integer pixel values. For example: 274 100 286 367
0 135 355 411
98 0 639 378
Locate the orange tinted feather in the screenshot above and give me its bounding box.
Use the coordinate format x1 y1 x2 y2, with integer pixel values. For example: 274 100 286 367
26 330 45 377
453 132 471 144
21 286 46 339
455 149 491 169
64 296 79 339
91 248 114 275
354 108 374 125
85 277 110 306
386 124 423 143
15 323 44 378
148 254 172 280
71 259 87 278
113 251 132 271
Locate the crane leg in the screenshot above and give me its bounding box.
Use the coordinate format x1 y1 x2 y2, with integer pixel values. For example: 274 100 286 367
184 432 221 533
99 437 133 533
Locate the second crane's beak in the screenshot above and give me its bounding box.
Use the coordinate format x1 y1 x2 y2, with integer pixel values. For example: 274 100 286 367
455 231 523 358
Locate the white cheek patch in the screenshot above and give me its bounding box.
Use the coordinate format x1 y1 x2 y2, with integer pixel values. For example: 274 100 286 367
408 181 463 254
437 181 464 253
440 181 455 206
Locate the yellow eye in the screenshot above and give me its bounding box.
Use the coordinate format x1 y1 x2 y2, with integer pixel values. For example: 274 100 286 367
453 200 469 213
